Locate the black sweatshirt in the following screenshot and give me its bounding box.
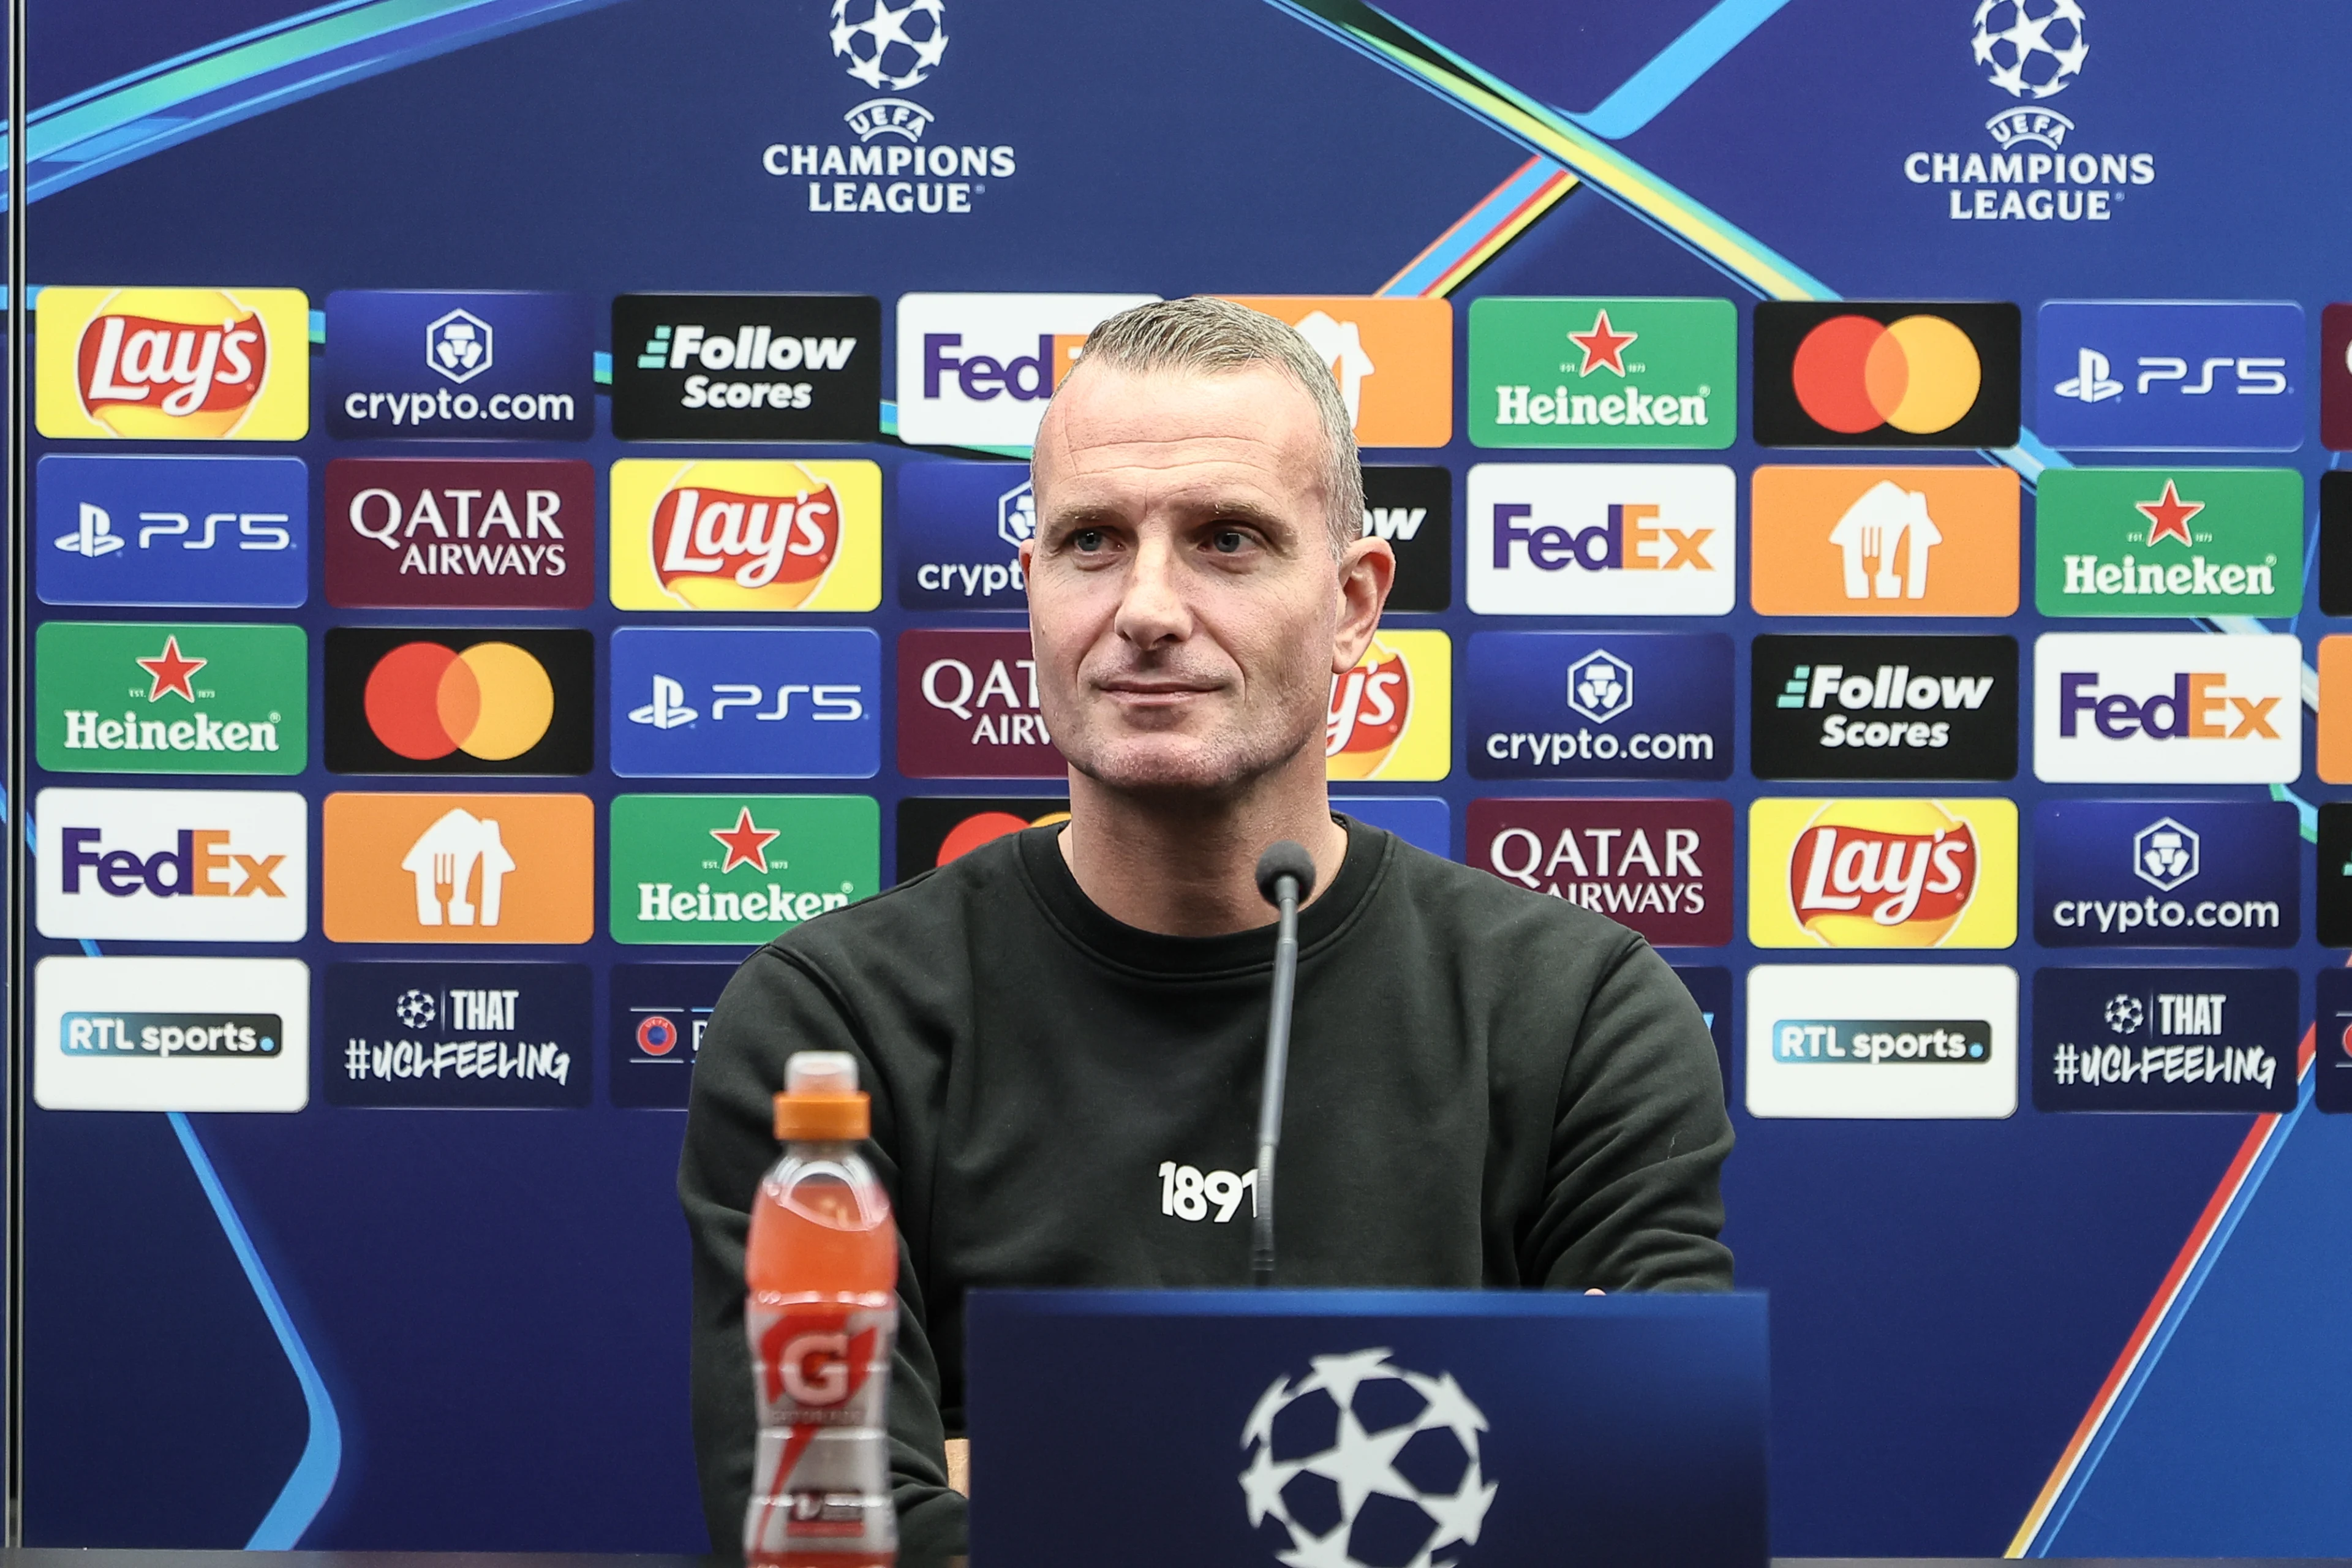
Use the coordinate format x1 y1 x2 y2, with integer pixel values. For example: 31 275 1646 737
678 817 1734 1556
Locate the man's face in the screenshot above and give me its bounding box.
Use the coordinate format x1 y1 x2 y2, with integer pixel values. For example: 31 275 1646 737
1023 363 1391 799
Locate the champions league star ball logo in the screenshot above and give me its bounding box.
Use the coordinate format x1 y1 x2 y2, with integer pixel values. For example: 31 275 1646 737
1240 1348 1498 1568
1971 0 2087 100
829 0 948 91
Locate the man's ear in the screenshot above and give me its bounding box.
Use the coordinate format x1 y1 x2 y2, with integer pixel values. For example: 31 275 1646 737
1331 537 1396 673
1018 536 1035 579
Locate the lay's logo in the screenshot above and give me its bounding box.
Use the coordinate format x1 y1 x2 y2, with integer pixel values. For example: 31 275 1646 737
609 459 880 611
1326 631 1450 782
37 287 310 440
1750 797 2017 949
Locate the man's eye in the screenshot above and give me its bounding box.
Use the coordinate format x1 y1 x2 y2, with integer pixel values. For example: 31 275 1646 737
1071 529 1106 552
1210 528 1250 554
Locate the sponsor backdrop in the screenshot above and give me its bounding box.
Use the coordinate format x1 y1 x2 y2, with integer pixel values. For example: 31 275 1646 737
17 0 2352 1561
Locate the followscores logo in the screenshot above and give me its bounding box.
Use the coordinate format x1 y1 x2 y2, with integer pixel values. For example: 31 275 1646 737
610 459 881 611
36 287 310 440
323 290 595 440
37 788 306 943
1750 466 2019 616
1466 632 1732 781
1466 463 1735 616
611 294 881 441
35 956 310 1113
1362 466 1452 612
1748 797 2018 949
37 454 306 608
2037 301 2303 451
1749 635 2018 780
1745 964 2017 1120
612 627 880 778
895 293 1157 448
2032 799 2296 948
2034 631 2301 783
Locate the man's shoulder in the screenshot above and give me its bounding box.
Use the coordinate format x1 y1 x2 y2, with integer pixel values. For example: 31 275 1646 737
755 826 1033 976
1365 829 1646 968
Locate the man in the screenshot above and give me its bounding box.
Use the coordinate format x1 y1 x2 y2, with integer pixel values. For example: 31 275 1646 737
680 297 1732 1557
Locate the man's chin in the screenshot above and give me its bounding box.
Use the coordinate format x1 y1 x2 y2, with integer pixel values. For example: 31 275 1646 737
1065 734 1276 799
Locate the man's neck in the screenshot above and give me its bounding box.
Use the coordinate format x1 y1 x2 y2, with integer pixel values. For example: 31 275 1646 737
1057 758 1351 937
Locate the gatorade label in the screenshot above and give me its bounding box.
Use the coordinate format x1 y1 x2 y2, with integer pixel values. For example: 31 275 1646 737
746 1298 897 1553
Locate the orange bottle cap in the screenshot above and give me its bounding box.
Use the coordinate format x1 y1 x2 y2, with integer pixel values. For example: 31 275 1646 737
774 1091 870 1142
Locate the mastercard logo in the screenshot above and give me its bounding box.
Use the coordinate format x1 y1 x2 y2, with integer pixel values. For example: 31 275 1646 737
1754 301 2019 450
364 641 554 762
937 805 1070 865
1792 315 1981 436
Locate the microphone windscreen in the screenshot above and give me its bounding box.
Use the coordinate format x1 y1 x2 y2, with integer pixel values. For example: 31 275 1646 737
1254 840 1318 907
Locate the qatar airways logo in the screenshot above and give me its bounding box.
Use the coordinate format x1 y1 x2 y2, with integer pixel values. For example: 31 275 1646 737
2034 632 2301 783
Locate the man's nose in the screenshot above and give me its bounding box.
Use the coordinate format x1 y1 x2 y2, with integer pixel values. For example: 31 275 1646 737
1114 532 1194 649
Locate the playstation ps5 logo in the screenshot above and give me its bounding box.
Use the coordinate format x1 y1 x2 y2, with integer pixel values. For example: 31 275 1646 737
629 676 698 730
2055 347 2122 404
426 309 493 385
55 503 125 557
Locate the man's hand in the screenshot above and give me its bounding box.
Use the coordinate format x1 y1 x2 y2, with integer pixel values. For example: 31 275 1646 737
946 1438 970 1496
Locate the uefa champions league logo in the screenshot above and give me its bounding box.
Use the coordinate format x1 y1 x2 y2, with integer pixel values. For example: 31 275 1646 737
1971 0 2087 99
1240 1348 1498 1568
829 0 948 91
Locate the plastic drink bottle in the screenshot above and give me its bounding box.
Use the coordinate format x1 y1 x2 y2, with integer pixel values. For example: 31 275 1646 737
745 1051 899 1567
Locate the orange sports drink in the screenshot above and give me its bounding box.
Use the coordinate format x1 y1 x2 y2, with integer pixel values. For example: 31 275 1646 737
745 1052 899 1567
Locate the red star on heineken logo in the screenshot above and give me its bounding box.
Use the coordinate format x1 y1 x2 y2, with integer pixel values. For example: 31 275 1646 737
1567 308 1637 377
135 635 206 703
710 807 782 874
2135 478 2204 548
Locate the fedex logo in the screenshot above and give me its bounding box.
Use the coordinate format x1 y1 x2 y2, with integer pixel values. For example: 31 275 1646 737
1468 464 1733 615
895 293 1156 448
37 788 306 942
2035 632 2301 783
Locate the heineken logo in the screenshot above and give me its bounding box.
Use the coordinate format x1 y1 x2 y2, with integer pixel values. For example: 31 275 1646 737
39 622 307 775
2035 467 2300 618
609 793 878 945
1469 296 1736 451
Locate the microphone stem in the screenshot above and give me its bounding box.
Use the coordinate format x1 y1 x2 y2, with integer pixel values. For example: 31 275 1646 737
1253 881 1300 1287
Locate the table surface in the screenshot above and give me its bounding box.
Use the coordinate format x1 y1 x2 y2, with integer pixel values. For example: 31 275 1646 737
2 1553 2344 1567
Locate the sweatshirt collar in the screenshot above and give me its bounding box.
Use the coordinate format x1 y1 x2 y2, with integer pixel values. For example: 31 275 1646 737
1015 814 1388 979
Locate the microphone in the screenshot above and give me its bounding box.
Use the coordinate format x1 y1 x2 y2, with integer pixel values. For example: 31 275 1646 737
1251 840 1317 1287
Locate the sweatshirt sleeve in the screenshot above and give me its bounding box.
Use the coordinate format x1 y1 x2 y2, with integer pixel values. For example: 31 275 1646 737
1529 935 1735 1292
678 946 969 1556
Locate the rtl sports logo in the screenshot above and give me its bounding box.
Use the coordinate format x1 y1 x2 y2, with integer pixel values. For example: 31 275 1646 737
1750 466 2019 616
2034 967 2296 1115
1745 964 2016 1120
1748 797 2018 949
2032 799 2297 948
1465 631 1733 782
37 621 307 776
609 295 881 442
322 793 594 944
895 292 1157 448
2036 301 2302 452
1217 296 1453 447
612 627 881 780
323 960 591 1110
1749 635 2018 781
36 287 311 440
1467 797 1732 948
609 794 878 944
325 458 597 609
609 459 881 611
1466 463 1735 616
610 962 734 1109
2034 466 2301 619
34 955 311 1114
37 454 307 609
2034 631 2302 784
323 628 595 776
1752 303 2019 448
1467 296 1736 450
1327 631 1451 783
37 788 306 943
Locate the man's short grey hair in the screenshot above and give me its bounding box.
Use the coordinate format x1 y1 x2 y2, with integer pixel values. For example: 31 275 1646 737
1065 296 1364 554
